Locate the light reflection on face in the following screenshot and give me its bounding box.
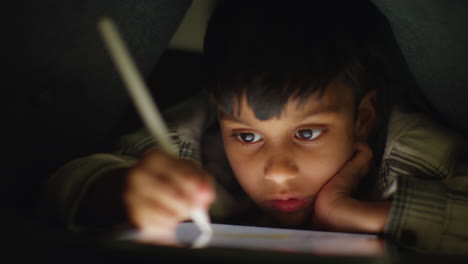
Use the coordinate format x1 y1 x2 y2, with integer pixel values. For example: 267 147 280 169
219 81 359 227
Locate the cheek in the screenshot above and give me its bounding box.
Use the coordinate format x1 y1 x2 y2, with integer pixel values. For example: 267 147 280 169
222 137 262 196
301 128 356 184
302 148 352 182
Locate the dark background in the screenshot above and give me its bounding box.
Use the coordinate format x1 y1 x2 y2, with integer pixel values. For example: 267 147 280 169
3 0 203 220
2 0 468 262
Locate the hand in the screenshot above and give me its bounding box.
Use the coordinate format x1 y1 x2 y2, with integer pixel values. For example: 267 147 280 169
124 149 215 240
312 142 391 233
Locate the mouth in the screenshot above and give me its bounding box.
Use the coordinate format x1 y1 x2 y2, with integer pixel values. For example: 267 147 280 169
269 197 307 213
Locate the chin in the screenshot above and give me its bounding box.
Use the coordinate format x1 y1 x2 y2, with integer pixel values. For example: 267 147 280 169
271 210 310 228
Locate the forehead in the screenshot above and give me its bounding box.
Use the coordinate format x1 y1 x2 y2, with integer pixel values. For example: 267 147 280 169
220 80 356 122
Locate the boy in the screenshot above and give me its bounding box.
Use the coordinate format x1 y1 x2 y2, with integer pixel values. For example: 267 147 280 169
40 0 468 254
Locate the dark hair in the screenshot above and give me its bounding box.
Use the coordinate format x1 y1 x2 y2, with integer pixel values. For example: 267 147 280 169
203 0 431 121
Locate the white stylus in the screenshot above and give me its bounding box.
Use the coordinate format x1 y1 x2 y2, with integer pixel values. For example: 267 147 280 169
97 16 212 247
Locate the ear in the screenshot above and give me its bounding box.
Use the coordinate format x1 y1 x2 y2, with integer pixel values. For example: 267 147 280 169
354 89 377 141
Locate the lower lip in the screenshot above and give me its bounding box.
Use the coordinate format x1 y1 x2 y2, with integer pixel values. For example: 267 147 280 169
271 199 306 212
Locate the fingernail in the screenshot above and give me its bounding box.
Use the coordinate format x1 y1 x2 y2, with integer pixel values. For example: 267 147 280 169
195 183 215 206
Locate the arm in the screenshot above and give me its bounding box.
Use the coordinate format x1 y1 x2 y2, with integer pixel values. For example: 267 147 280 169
385 172 468 254
312 142 391 234
313 142 468 254
38 93 210 232
38 153 137 232
381 107 468 254
74 166 129 229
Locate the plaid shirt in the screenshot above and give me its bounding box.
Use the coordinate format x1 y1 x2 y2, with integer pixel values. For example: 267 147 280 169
378 107 468 254
41 93 468 254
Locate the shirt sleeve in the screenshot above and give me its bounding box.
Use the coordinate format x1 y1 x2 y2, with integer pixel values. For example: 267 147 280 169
384 165 468 254
38 93 209 232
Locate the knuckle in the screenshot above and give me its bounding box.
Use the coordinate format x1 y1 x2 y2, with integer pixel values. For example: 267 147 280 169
128 165 147 177
141 149 172 165
126 167 149 186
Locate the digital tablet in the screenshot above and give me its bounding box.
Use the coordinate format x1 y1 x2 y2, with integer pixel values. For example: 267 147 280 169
117 222 388 256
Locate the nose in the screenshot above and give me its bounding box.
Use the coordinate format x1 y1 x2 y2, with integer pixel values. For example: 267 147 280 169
264 155 298 184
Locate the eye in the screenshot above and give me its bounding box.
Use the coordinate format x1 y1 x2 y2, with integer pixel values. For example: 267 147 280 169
233 132 263 144
294 128 324 141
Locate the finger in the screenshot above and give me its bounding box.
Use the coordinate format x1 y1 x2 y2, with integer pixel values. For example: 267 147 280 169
168 164 216 208
175 159 216 205
140 149 172 165
354 141 373 158
126 192 181 229
342 142 373 178
127 199 180 246
192 180 216 209
126 168 193 218
138 150 216 208
145 157 216 208
352 141 374 176
140 152 200 196
137 160 197 205
330 142 373 192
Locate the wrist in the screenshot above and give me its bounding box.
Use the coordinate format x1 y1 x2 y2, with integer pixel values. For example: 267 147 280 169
352 199 392 233
325 198 392 234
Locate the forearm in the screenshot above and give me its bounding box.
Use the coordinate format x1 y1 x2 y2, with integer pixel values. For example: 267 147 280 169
38 153 135 232
324 198 391 234
75 167 129 229
385 175 468 254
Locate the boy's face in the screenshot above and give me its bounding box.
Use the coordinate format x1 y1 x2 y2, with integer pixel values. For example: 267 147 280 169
219 81 374 227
